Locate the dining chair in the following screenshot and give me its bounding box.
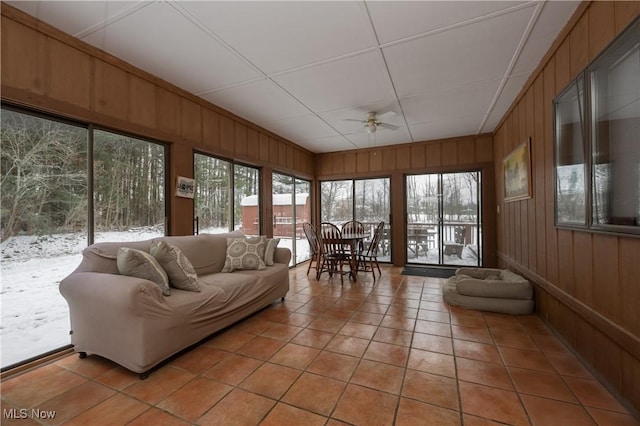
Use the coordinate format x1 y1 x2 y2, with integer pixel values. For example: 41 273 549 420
302 222 321 279
318 222 351 282
341 220 365 251
356 221 384 279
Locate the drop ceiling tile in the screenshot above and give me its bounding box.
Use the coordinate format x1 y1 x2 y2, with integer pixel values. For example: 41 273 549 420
273 51 395 112
259 114 339 143
345 127 412 149
201 80 310 124
368 1 526 45
180 1 374 74
384 5 535 98
410 116 483 142
82 2 260 94
6 1 144 37
318 99 403 134
400 80 500 125
299 135 358 153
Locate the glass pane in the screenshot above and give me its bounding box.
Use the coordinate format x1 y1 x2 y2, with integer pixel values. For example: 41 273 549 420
320 180 353 225
554 77 587 225
235 164 260 235
406 174 440 264
355 178 391 262
272 173 295 266
93 130 165 242
295 178 311 264
194 154 231 233
1 109 87 367
590 23 640 228
442 172 480 266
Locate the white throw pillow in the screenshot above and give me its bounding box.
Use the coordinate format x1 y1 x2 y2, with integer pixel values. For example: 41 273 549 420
117 247 170 296
150 240 201 292
264 238 280 266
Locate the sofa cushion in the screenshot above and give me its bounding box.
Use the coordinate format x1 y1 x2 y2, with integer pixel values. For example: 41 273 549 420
221 236 266 272
116 248 170 296
150 240 201 292
264 238 280 266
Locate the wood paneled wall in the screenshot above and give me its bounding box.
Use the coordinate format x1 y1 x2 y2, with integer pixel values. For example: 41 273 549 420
316 135 496 267
0 4 314 236
493 1 640 414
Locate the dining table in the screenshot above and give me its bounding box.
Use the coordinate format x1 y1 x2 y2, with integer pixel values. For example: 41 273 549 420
339 232 368 280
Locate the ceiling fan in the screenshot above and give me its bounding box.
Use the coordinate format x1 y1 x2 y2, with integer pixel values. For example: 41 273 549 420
345 111 399 134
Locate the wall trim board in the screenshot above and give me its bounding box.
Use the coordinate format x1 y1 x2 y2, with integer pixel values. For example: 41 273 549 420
498 251 640 360
0 3 315 158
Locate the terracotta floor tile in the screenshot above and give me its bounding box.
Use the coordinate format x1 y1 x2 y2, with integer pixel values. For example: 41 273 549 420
3 368 87 408
307 351 359 382
282 372 346 416
545 351 593 379
94 366 139 390
169 345 229 374
55 354 118 379
233 317 275 335
402 369 459 410
308 317 346 333
205 329 255 352
417 309 451 324
322 308 355 321
451 325 493 344
357 302 389 315
499 347 555 373
521 394 595 426
421 300 450 313
484 313 526 333
407 348 456 378
396 397 461 426
459 381 528 426
373 326 413 347
239 362 301 399
197 388 275 426
202 354 263 386
364 341 410 367
411 332 454 354
350 311 384 326
1 363 65 394
509 366 578 403
586 407 640 426
491 330 538 350
62 393 149 426
126 407 190 426
449 311 487 328
462 414 511 425
332 384 398 426
387 305 418 318
415 320 452 337
235 336 286 360
269 343 321 370
351 359 404 394
290 328 335 349
278 312 316 328
381 315 416 331
35 381 114 425
260 402 327 426
453 339 502 364
366 295 395 305
338 321 378 339
259 323 303 341
564 376 629 413
326 334 370 358
530 333 571 353
456 358 514 391
123 367 195 405
157 377 232 421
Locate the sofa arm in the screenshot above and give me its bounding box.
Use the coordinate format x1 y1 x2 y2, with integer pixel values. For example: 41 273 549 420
60 272 166 313
273 247 292 265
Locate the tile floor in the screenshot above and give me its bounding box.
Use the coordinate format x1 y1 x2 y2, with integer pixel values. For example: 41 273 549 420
2 265 639 425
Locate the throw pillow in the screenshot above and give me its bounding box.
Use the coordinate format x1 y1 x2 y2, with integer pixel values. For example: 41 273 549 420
117 247 170 296
221 236 266 272
150 240 201 292
264 238 280 266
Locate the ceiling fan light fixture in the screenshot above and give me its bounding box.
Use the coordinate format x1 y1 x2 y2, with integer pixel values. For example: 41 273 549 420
367 122 377 134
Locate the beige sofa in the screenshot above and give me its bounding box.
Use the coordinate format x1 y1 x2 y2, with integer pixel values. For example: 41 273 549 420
442 267 534 315
59 232 290 377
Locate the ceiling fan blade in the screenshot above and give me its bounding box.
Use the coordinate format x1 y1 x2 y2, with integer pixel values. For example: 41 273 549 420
377 111 397 120
378 122 400 131
344 118 365 123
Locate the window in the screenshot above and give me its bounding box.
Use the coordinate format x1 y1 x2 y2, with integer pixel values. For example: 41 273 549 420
554 17 639 234
194 153 260 234
1 107 169 368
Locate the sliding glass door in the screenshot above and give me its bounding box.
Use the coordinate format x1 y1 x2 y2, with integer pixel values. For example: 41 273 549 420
406 171 481 266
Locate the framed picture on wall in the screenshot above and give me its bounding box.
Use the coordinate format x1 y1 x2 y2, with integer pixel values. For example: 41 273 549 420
176 176 195 199
503 138 532 202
